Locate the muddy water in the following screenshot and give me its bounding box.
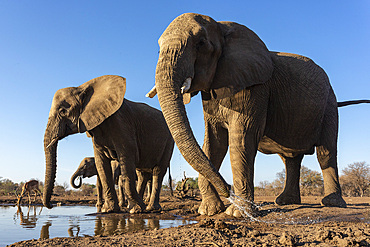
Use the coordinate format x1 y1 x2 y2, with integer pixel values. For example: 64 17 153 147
0 205 196 247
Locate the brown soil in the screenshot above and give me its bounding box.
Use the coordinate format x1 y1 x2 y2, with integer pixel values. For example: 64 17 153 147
4 193 370 247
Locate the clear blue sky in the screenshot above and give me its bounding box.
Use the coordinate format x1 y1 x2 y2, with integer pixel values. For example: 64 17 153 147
0 1 369 188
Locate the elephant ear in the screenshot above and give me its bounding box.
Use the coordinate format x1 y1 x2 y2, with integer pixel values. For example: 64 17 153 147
209 22 273 99
78 75 126 132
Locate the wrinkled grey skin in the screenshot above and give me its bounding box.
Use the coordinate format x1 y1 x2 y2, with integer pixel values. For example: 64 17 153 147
276 100 370 207
44 75 174 213
70 157 126 211
150 13 368 217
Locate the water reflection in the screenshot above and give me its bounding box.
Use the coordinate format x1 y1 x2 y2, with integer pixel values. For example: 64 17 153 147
14 205 41 228
1 205 196 245
94 216 161 236
68 225 80 237
40 222 52 239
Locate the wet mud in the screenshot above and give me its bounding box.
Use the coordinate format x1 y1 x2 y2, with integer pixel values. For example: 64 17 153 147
3 194 370 246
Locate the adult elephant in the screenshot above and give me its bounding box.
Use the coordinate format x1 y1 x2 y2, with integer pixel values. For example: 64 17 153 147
43 75 174 213
147 13 368 217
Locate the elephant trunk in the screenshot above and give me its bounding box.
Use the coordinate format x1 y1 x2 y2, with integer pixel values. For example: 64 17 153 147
155 68 230 198
43 121 59 209
70 171 82 189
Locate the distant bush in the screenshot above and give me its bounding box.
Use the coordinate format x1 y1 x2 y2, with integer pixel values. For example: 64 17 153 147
0 177 18 195
255 165 323 197
340 162 370 197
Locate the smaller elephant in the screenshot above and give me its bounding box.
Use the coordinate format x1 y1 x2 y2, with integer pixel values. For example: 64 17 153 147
44 75 174 213
71 157 154 211
71 157 126 210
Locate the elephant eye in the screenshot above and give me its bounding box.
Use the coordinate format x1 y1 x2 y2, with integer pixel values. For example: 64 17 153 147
59 107 68 117
197 39 206 50
196 38 212 53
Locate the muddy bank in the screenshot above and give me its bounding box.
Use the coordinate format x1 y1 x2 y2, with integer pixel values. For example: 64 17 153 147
4 195 370 246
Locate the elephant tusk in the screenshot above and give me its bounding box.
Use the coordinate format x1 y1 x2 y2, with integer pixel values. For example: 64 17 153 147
181 78 192 94
46 137 58 149
146 85 157 98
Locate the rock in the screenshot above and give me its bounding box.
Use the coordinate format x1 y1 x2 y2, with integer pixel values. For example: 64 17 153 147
354 230 364 238
316 230 332 241
247 230 261 238
279 232 296 246
214 219 227 229
334 237 350 247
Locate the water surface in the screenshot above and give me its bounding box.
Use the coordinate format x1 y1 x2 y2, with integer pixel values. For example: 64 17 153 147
0 205 196 247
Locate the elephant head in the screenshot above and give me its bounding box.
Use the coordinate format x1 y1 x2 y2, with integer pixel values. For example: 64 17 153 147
70 157 97 189
149 13 274 198
43 75 126 208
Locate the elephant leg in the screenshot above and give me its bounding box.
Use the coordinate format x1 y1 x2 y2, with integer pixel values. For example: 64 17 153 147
275 154 303 205
95 175 103 212
145 178 152 204
117 176 126 209
225 123 262 218
316 107 346 207
147 139 173 211
136 171 148 200
198 121 228 216
94 148 120 213
146 166 165 211
121 162 146 213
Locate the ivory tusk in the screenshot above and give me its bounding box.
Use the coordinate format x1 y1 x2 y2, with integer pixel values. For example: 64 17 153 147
46 137 58 149
181 78 192 94
146 85 157 98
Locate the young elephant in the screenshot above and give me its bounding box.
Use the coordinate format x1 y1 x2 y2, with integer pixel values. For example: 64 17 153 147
71 157 154 211
70 157 126 211
43 75 174 213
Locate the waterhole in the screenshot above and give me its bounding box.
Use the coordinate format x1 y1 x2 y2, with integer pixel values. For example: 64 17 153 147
0 205 196 247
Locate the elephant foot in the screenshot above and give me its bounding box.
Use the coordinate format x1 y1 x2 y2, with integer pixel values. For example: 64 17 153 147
129 204 144 214
321 193 347 208
198 195 225 216
101 202 120 213
96 202 103 212
119 201 127 208
275 192 301 205
225 204 243 218
146 202 162 212
128 199 146 214
225 203 259 218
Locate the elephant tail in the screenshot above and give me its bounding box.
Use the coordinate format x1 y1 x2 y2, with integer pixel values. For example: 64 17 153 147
168 166 173 197
337 100 370 107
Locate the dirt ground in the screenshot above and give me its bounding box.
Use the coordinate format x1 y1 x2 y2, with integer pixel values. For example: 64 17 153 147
3 192 370 247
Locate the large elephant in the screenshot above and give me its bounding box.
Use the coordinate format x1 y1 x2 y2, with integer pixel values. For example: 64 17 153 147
148 13 368 217
43 75 174 213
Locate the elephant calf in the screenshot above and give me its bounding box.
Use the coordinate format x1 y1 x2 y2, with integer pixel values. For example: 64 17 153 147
71 157 154 211
70 157 125 211
43 75 174 213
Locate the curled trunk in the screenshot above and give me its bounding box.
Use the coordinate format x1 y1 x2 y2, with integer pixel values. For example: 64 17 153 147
70 171 82 189
155 71 230 198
